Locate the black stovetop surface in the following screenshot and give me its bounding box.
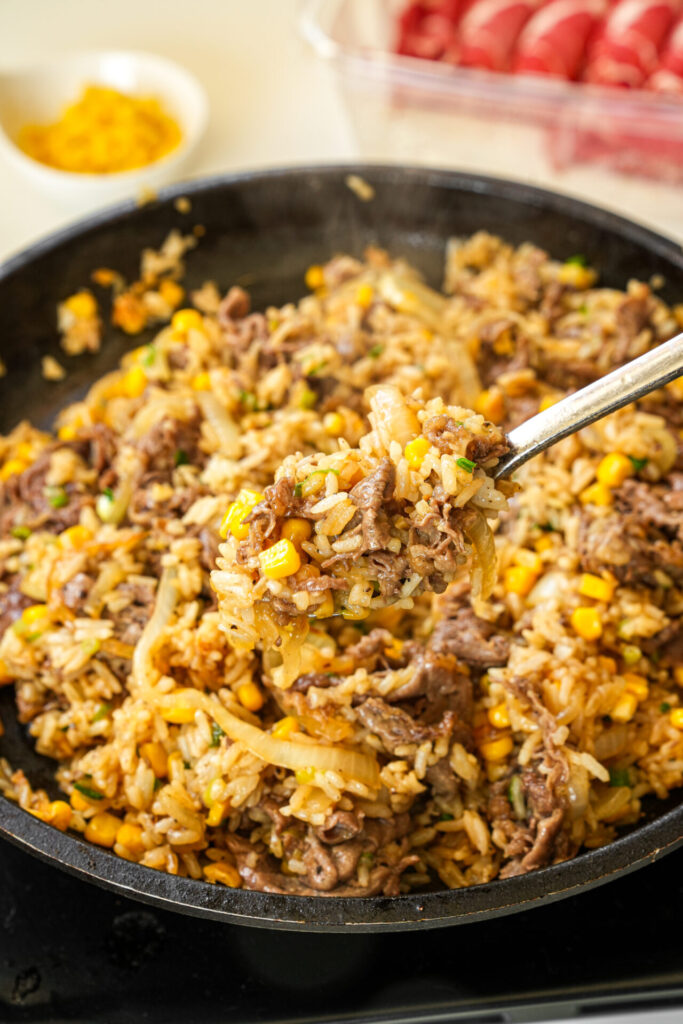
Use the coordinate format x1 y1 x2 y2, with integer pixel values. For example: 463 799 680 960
1 837 682 1024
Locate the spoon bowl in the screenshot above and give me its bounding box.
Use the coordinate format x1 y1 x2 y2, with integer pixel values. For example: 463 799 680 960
0 50 208 207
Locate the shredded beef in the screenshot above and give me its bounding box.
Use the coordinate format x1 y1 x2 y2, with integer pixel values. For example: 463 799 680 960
349 457 395 552
315 810 364 845
136 415 206 477
218 286 250 322
423 415 470 454
288 671 336 694
430 602 510 668
109 580 156 645
356 696 454 752
60 572 93 612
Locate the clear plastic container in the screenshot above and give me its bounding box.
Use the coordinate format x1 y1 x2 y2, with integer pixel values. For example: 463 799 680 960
301 0 683 184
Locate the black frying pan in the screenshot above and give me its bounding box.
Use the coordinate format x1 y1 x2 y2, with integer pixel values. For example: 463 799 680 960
1 165 682 932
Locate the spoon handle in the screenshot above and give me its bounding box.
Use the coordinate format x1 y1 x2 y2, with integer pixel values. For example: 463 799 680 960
494 330 683 479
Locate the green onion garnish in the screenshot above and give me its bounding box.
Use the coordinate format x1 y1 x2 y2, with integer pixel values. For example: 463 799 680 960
456 457 476 473
368 345 384 358
438 812 454 822
73 781 103 800
143 345 157 367
210 722 225 748
103 486 115 501
566 254 587 266
174 449 189 467
294 468 340 498
46 486 68 509
91 702 111 723
609 768 631 788
629 456 648 472
11 526 31 540
298 388 317 410
660 702 672 713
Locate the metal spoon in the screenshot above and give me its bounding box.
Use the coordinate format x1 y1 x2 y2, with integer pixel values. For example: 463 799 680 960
493 330 683 479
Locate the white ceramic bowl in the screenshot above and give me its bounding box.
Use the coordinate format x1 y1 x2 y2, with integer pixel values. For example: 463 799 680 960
0 50 208 206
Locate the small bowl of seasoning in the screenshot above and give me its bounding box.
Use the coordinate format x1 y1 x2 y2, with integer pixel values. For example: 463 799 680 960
0 50 208 206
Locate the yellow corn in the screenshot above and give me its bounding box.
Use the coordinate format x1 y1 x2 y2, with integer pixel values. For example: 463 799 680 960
140 741 168 778
171 308 204 334
92 267 117 286
341 607 370 620
479 735 513 761
21 604 49 625
219 489 264 540
34 800 72 831
488 702 510 729
84 812 121 848
539 394 560 412
623 673 649 700
191 371 212 391
599 656 617 674
535 535 554 553
120 365 147 399
272 716 299 740
70 790 95 812
315 594 335 618
305 265 325 290
474 388 504 424
492 330 514 356
404 436 431 470
58 423 78 441
204 861 242 887
64 291 97 319
384 637 404 659
0 658 13 685
504 565 538 596
558 263 597 289
295 767 315 785
158 279 184 308
323 412 345 437
597 453 633 488
670 708 683 729
116 822 145 854
15 442 34 461
161 704 196 725
356 283 374 309
674 667 683 686
259 538 301 580
580 482 613 507
237 681 264 712
281 518 313 546
513 548 543 573
206 799 231 827
578 573 615 602
112 293 147 334
610 692 638 723
0 458 28 480
59 524 93 549
571 606 603 640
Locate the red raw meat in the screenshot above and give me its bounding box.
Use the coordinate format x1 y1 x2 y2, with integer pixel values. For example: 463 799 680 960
583 0 680 86
513 0 609 78
396 0 464 60
458 0 546 71
647 16 683 89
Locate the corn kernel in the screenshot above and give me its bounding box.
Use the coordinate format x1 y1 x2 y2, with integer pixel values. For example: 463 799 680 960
599 656 617 673
121 365 147 399
116 822 145 854
624 673 649 700
558 263 597 289
70 790 95 812
112 293 147 334
158 279 184 308
21 604 49 625
356 283 374 309
571 606 603 640
84 812 121 848
161 704 196 724
492 330 514 356
59 524 93 549
171 308 204 334
323 412 345 437
513 549 543 573
237 681 264 712
64 291 97 319
474 388 504 424
219 489 264 540
670 708 683 729
597 453 633 488
191 371 212 391
674 667 683 686
539 394 560 412
504 565 538 596
206 799 231 827
58 424 78 441
610 692 639 723
272 716 299 740
281 518 313 546
259 538 301 579
479 735 514 761
0 658 13 685
404 436 431 471
580 482 613 507
315 594 335 618
204 861 242 887
35 800 72 831
140 741 168 778
488 702 510 729
535 535 554 553
341 607 370 620
298 564 321 580
0 458 28 481
305 265 324 290
295 767 315 785
622 645 642 667
578 573 615 602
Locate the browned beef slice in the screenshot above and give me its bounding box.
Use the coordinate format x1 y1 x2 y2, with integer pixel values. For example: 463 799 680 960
390 648 472 720
349 457 395 552
60 572 94 612
423 415 470 453
430 604 509 668
109 580 156 645
137 415 207 476
218 286 250 322
0 451 94 535
356 697 454 752
315 810 364 845
466 434 510 463
288 671 337 694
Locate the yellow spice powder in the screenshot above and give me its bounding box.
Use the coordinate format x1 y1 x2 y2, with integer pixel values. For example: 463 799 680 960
19 84 182 175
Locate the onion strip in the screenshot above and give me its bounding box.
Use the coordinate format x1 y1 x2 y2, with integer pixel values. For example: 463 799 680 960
132 567 179 688
464 510 497 600
197 392 241 458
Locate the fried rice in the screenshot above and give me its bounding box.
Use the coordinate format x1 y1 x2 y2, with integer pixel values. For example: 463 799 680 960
1 231 682 896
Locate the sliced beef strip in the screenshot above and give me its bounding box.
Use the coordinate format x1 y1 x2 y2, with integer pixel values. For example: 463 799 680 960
136 415 207 477
108 579 156 646
348 457 395 553
355 696 454 752
0 446 96 536
315 810 364 845
60 572 94 612
430 602 510 668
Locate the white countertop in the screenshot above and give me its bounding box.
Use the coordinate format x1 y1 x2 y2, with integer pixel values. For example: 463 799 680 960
1 0 682 264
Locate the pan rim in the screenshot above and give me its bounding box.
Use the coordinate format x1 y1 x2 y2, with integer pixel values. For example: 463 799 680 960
1 163 682 931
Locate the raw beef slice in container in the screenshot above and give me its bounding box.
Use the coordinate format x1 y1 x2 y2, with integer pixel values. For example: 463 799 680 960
513 0 609 77
583 0 680 86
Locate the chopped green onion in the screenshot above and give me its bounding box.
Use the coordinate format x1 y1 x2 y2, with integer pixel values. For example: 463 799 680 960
438 812 454 822
359 851 374 865
81 639 101 659
45 486 68 509
96 492 115 522
609 767 631 788
239 389 260 412
174 449 189 467
456 457 476 473
566 254 587 266
103 486 115 501
305 361 328 377
183 760 191 770
210 722 225 748
294 468 340 498
508 775 526 820
154 777 164 791
578 303 589 315
538 522 557 533
368 345 384 358
621 645 642 666
298 387 317 410
143 345 157 367
91 702 111 723
660 702 672 713
73 781 103 800
628 456 648 472
11 526 31 540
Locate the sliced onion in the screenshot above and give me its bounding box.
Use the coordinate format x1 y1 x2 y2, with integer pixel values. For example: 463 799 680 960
197 392 241 458
464 511 497 600
368 384 420 450
132 567 179 688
